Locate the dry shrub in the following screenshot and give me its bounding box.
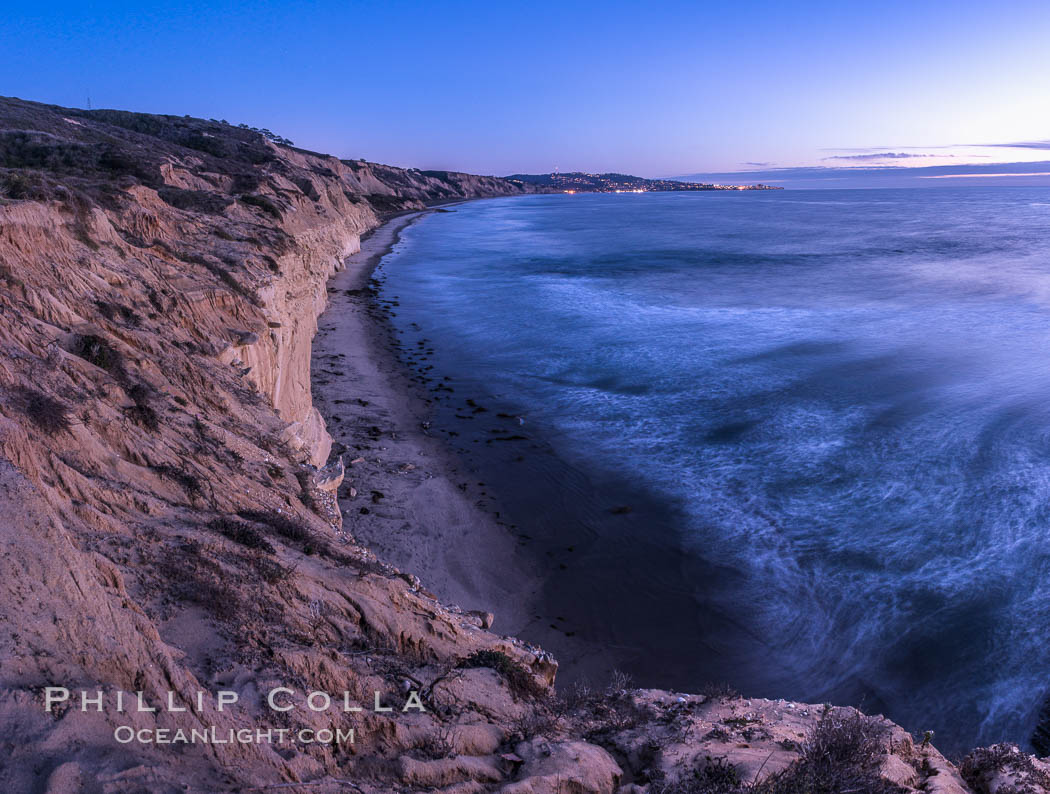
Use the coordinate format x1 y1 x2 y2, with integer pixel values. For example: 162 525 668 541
652 709 904 794
248 553 295 585
960 743 1050 793
209 517 275 553
16 389 70 434
126 382 160 431
239 193 282 219
458 649 545 701
72 333 124 376
151 463 203 497
512 709 558 742
155 539 242 616
237 509 311 542
416 723 457 760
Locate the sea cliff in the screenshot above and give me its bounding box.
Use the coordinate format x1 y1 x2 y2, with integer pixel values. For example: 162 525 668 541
0 96 1044 793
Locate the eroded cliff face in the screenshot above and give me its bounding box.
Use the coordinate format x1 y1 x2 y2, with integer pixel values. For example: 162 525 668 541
0 97 1042 793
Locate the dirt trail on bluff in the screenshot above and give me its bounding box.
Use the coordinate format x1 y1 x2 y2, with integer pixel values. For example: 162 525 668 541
0 95 1042 793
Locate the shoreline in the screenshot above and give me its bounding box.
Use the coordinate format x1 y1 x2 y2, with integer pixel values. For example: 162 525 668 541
311 205 550 644
312 199 719 688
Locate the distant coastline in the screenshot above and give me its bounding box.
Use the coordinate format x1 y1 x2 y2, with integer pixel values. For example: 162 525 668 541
505 170 783 193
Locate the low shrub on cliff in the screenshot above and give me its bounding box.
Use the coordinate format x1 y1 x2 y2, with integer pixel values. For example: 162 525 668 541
511 709 559 742
236 509 336 557
72 333 124 377
178 131 230 158
157 186 233 215
75 108 277 169
248 553 295 584
656 757 743 794
238 509 311 543
125 383 160 431
365 193 413 213
209 517 275 553
292 176 320 201
414 723 458 760
94 299 141 327
701 681 740 700
458 649 544 701
151 463 203 497
155 538 242 616
2 171 58 201
652 710 903 794
0 128 158 188
755 710 903 794
96 147 159 184
16 389 71 435
173 249 261 306
0 130 98 173
960 743 1050 792
238 193 283 219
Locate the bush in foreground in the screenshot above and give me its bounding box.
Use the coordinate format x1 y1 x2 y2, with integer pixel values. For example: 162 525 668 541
653 709 904 794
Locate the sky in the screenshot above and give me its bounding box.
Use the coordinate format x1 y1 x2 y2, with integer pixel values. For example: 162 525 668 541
6 0 1050 185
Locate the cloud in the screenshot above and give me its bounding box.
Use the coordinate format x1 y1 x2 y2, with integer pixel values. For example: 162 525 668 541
824 140 1050 154
978 140 1050 150
820 145 957 152
742 161 773 167
920 171 1050 178
672 159 1050 188
822 152 955 161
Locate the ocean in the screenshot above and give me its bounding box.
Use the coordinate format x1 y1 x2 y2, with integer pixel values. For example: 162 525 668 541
374 188 1050 751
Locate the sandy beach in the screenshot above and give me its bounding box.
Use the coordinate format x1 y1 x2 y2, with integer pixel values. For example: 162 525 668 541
311 209 544 641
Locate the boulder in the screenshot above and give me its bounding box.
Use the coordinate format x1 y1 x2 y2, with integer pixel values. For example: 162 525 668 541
501 740 622 794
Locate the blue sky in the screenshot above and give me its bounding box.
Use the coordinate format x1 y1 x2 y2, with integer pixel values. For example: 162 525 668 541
6 0 1050 183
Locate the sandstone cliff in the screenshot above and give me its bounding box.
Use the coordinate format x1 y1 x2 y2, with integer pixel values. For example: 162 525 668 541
0 96 1043 793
